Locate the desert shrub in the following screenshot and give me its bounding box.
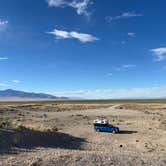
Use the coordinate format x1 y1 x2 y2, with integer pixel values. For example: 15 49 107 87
16 124 27 131
51 126 58 132
0 118 27 131
43 114 47 118
46 126 58 132
0 120 12 129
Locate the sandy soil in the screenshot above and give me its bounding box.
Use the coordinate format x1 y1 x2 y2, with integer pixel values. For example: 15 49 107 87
0 103 166 166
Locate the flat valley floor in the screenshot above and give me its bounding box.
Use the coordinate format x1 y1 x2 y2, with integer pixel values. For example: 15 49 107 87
0 102 166 166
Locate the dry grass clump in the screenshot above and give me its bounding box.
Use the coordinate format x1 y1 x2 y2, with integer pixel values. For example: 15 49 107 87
0 118 58 133
21 103 114 112
27 124 58 132
119 103 166 111
159 119 166 131
0 119 13 129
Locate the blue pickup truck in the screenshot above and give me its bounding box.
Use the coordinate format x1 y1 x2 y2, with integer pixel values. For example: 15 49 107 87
93 119 119 133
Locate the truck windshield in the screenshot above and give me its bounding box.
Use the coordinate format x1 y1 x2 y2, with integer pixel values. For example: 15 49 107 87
94 124 110 127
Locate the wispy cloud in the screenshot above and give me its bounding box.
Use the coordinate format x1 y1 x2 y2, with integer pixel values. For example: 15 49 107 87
0 57 8 60
121 41 126 45
48 29 99 43
106 73 113 76
0 19 8 31
12 80 21 84
150 47 166 61
52 86 166 99
106 12 143 23
114 67 121 71
0 20 8 25
122 64 136 68
46 0 91 16
0 83 8 88
114 64 136 71
128 32 136 37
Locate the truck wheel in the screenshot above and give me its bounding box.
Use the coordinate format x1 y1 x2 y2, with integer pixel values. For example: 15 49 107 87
112 130 116 134
96 129 100 132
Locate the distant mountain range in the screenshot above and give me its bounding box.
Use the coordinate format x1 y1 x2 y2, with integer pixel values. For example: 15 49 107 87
0 89 68 100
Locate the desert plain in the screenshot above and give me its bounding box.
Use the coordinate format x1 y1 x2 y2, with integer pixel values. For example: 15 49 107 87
0 100 166 166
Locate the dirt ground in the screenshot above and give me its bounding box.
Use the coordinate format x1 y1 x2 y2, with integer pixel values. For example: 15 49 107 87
0 102 166 166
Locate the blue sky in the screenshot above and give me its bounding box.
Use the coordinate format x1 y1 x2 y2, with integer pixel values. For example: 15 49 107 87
0 0 166 99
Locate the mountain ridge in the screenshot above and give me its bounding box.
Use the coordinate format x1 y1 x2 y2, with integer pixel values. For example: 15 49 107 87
0 89 68 100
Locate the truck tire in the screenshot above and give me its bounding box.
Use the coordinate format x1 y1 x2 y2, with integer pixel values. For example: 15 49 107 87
96 129 100 132
112 130 116 134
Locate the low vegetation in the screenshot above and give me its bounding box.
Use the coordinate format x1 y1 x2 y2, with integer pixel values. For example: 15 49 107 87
0 101 166 165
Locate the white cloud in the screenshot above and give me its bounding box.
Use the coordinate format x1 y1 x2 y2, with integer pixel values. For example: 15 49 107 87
47 0 65 6
122 64 136 68
121 41 126 45
0 57 8 60
12 80 21 84
150 47 166 61
107 73 113 76
118 12 143 18
106 12 143 22
114 64 136 71
0 20 8 31
0 83 8 88
128 32 136 37
0 20 8 25
52 86 166 99
46 0 91 16
49 29 70 39
48 29 98 43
